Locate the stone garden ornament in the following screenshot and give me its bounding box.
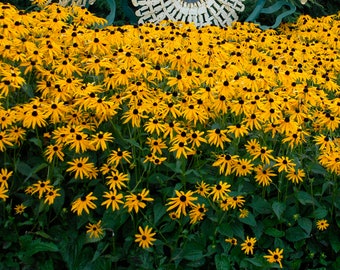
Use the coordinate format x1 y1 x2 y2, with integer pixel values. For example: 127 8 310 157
131 0 246 27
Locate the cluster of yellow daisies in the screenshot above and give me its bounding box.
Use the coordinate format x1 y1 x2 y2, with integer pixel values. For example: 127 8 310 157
0 2 338 267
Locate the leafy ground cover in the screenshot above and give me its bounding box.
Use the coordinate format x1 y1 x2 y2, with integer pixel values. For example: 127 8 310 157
0 2 340 269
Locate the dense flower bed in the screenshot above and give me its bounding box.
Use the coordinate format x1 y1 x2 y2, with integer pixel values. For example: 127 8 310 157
0 2 339 269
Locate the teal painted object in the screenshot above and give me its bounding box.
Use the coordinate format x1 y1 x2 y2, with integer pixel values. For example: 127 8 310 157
81 0 115 26
105 0 116 25
245 0 296 30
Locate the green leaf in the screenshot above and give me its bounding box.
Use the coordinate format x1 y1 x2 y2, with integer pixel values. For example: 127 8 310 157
217 223 232 236
215 254 231 270
295 191 317 205
125 138 142 149
16 161 32 177
34 231 55 241
18 235 58 260
153 202 166 225
29 137 42 149
39 257 54 270
231 221 244 239
322 181 333 195
272 201 286 220
85 231 106 244
238 212 256 227
32 162 48 174
312 208 328 219
264 227 285 237
286 226 309 242
242 257 263 267
250 196 271 215
329 232 340 253
297 217 312 235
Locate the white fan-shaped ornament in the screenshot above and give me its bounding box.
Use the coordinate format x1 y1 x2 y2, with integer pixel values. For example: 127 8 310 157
132 0 245 27
58 0 96 7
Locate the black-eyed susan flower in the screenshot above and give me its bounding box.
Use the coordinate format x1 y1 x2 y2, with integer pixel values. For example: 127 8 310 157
124 188 154 213
245 139 261 156
146 137 167 155
188 130 206 148
90 131 114 151
135 225 156 249
44 188 61 205
286 168 305 184
225 237 238 246
71 192 97 216
86 220 104 239
212 153 239 176
251 146 275 165
189 203 207 224
316 219 329 231
7 126 26 145
207 128 231 149
0 168 12 189
195 181 211 197
169 141 195 159
14 204 26 215
254 165 277 187
232 158 254 177
227 123 249 138
274 156 296 173
105 170 129 190
210 181 231 202
66 157 98 180
0 130 13 151
314 134 336 152
227 195 245 209
101 190 124 211
32 180 53 199
21 107 47 129
65 131 93 153
44 144 65 163
166 190 197 217
239 208 249 218
0 186 9 201
264 248 284 268
107 148 132 168
241 236 256 255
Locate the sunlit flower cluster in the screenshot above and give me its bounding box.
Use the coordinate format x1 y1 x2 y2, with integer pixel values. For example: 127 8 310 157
0 2 339 265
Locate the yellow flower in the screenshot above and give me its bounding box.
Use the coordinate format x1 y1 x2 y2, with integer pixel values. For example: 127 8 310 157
71 192 97 216
209 181 231 202
316 219 329 231
66 157 98 180
86 220 104 239
225 237 237 246
101 190 124 211
241 236 256 255
124 189 154 213
195 181 211 197
14 204 27 215
0 168 13 189
166 190 197 217
0 186 9 201
135 225 156 249
107 148 132 168
239 208 249 218
32 180 53 199
189 203 207 224
44 188 61 205
264 248 284 268
286 168 305 184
